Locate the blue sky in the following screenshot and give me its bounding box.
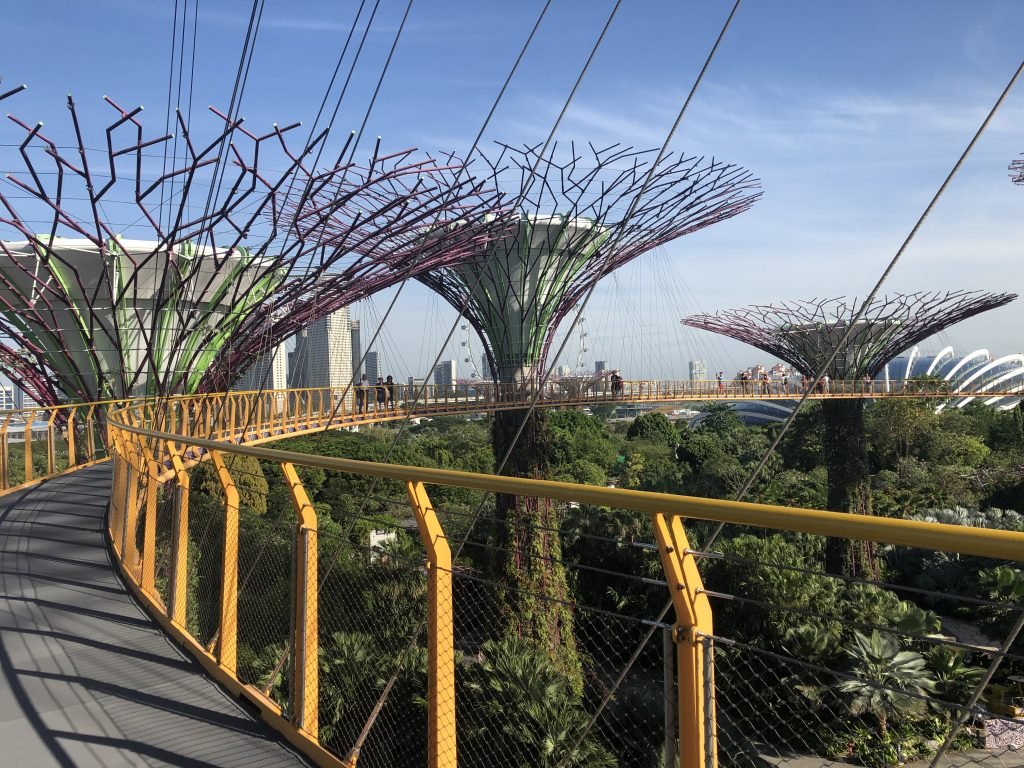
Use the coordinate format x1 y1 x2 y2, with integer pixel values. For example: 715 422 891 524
3 1 1023 381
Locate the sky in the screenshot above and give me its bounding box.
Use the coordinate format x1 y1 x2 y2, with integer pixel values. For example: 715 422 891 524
2 0 1023 382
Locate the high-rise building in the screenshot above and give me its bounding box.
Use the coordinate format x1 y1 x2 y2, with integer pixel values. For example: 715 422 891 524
289 307 353 406
689 360 707 381
595 360 607 373
365 350 381 383
11 386 37 410
234 343 288 391
350 320 362 378
0 385 15 411
433 360 457 387
480 354 491 380
556 365 573 378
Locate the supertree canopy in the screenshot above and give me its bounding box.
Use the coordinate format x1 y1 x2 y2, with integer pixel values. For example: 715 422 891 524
414 142 760 683
1010 154 1024 184
416 142 762 384
682 291 1017 380
683 290 1016 576
0 92 502 404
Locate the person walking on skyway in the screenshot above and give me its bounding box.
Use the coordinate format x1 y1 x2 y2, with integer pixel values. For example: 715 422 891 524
716 371 724 394
385 375 397 411
356 374 368 413
376 377 386 411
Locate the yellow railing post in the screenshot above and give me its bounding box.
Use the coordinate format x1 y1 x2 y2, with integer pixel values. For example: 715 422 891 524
210 450 239 674
167 445 191 628
0 412 10 490
46 408 59 474
66 406 78 467
651 512 715 768
406 480 456 768
139 439 160 598
23 408 35 483
282 462 319 739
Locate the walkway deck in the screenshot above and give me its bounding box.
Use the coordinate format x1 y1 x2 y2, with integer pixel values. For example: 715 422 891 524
0 465 309 767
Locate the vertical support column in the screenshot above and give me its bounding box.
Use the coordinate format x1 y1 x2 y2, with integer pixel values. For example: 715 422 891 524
86 405 97 460
167 446 191 628
66 407 78 468
139 440 160 598
23 409 35 483
406 480 455 768
122 433 144 572
210 450 239 674
650 512 715 768
0 413 11 490
107 429 128 555
228 396 238 441
281 462 319 739
46 409 58 474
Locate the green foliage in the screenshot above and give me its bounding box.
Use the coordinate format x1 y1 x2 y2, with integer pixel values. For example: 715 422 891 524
459 638 616 768
548 410 619 473
625 412 677 447
761 467 827 508
192 453 268 516
776 402 824 471
836 630 936 735
707 534 840 644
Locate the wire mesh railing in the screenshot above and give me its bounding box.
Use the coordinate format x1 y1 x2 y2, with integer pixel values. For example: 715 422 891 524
96 391 1024 768
696 531 1024 768
0 401 110 490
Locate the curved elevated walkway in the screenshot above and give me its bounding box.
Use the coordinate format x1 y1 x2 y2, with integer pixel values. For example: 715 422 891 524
0 465 309 768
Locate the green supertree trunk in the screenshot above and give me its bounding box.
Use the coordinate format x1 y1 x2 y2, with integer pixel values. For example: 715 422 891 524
822 399 876 577
490 407 583 692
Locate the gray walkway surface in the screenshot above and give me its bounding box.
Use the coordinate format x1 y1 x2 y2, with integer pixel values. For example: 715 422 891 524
0 465 310 767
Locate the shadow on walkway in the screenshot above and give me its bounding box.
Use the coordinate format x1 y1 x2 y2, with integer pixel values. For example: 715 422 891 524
0 465 309 767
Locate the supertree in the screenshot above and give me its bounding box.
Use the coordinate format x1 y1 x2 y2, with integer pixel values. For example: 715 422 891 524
0 92 502 404
683 290 1017 575
406 141 759 679
1010 154 1024 184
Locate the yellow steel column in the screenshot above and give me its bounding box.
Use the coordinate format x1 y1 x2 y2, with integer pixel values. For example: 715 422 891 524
139 440 160 598
0 412 11 490
281 462 319 739
406 480 456 768
86 405 97 460
651 512 715 768
108 429 128 555
167 445 191 628
122 433 144 573
211 450 239 674
46 408 58 474
23 408 35 483
66 407 78 467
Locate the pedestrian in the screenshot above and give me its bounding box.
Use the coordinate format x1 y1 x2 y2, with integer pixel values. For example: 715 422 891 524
801 374 809 392
716 371 724 394
762 372 771 395
862 373 873 394
385 375 397 410
376 377 386 410
613 371 624 398
823 373 830 394
356 374 368 412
